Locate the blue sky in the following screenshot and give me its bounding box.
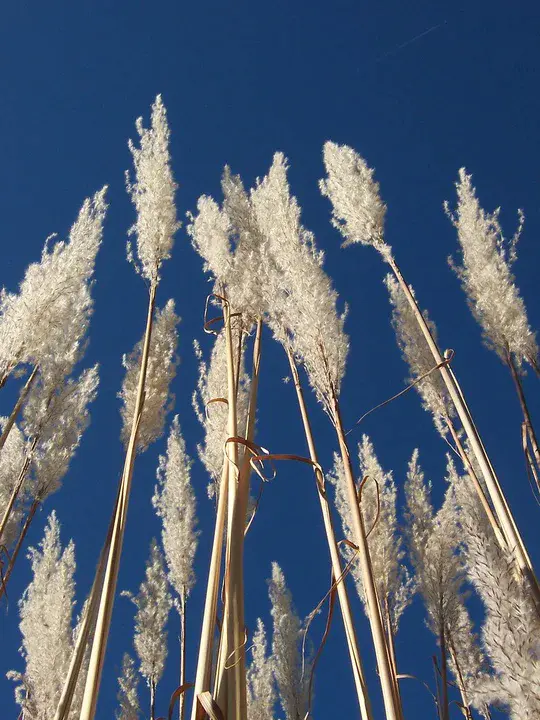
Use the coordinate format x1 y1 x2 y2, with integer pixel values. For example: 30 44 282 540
1 1 539 717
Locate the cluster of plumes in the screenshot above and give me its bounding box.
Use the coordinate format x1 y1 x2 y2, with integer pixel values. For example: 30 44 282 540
268 562 311 720
0 188 107 383
123 540 172 690
250 153 349 410
453 469 540 717
319 141 390 258
126 95 179 285
8 512 87 719
404 452 490 715
385 275 455 437
246 619 277 720
192 331 250 498
116 654 140 720
23 364 100 501
119 299 179 453
0 418 26 546
330 437 413 629
153 415 199 602
446 169 538 370
188 153 349 412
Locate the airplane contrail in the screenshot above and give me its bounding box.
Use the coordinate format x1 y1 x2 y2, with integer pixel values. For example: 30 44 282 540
375 21 445 63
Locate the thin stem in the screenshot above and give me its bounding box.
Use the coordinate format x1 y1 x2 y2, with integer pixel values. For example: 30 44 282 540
150 678 156 720
0 364 39 454
0 498 39 601
80 283 157 720
438 616 450 720
506 350 540 494
387 254 540 607
286 345 373 720
331 392 403 720
0 435 38 543
54 484 121 720
445 417 507 550
190 461 229 720
383 594 402 712
180 588 187 720
446 632 473 720
216 316 262 720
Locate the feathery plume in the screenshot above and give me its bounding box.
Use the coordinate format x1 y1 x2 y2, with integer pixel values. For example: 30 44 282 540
251 152 349 410
116 654 140 720
268 562 310 720
153 415 199 598
454 470 540 717
0 188 107 380
385 274 454 437
405 452 490 716
446 168 537 369
126 95 179 284
330 438 413 629
124 540 172 690
319 141 388 254
24 364 99 502
119 299 179 452
8 512 76 720
247 618 276 720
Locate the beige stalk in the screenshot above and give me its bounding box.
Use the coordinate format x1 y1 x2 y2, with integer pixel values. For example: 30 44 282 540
286 346 373 720
79 282 157 720
331 391 404 720
387 254 540 605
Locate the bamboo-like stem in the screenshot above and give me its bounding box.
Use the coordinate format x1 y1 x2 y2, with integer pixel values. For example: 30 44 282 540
0 364 39 454
216 317 262 720
179 588 187 720
387 254 540 604
0 498 39 601
445 417 507 550
0 435 38 544
506 350 540 491
446 633 473 720
79 283 157 720
383 594 402 712
54 484 120 720
331 392 403 720
150 678 156 720
438 616 450 720
190 461 229 720
285 346 373 720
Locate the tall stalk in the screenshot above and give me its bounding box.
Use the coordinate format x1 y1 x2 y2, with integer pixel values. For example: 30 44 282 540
80 283 157 720
190 460 229 720
387 255 540 605
215 316 262 720
382 594 402 712
286 346 373 720
53 485 120 720
505 350 540 491
330 392 403 720
150 679 156 720
0 364 38 454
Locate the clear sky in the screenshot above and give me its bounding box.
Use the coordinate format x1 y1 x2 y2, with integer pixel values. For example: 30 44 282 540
1 1 539 718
